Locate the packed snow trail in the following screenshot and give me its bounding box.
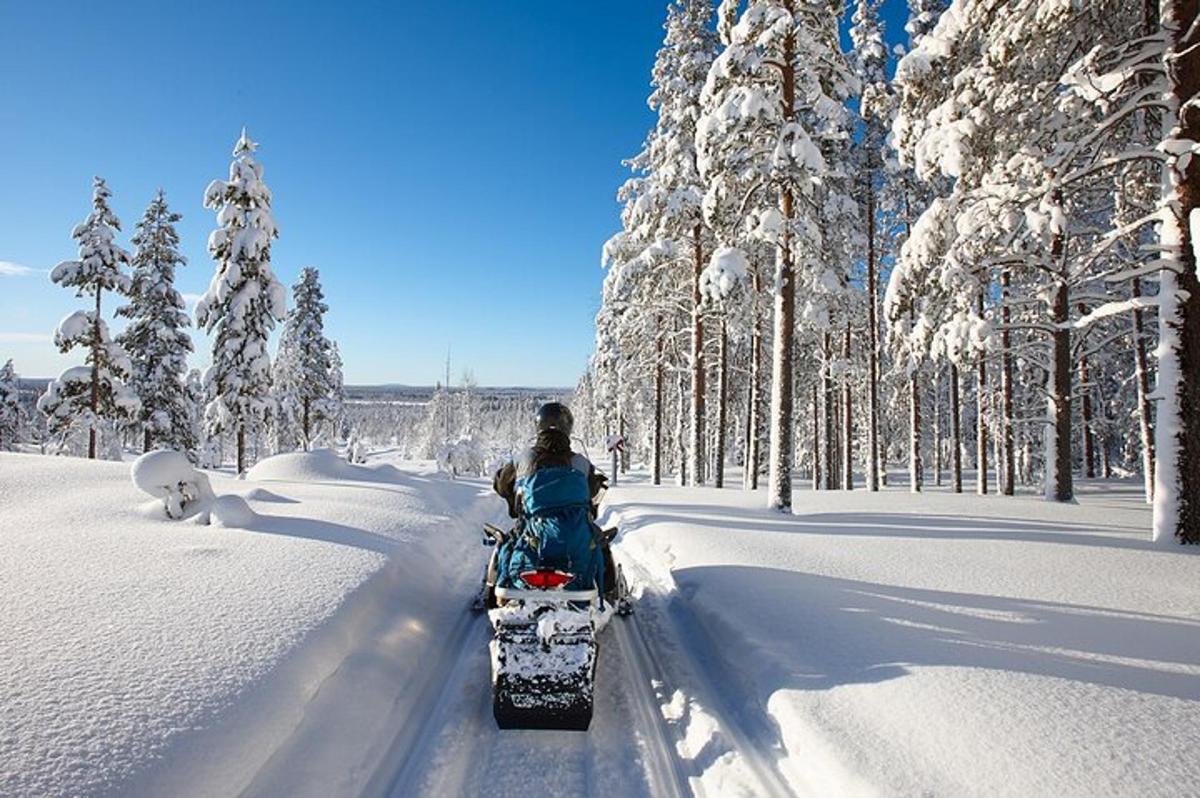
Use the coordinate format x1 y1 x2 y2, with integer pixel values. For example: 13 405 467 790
359 590 790 798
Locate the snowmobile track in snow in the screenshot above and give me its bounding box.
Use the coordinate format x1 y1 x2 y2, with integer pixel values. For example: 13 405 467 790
362 607 490 798
363 569 792 797
618 558 797 798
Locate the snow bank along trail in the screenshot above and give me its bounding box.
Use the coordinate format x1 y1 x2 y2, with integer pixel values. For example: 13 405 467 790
603 476 1200 798
0 450 497 798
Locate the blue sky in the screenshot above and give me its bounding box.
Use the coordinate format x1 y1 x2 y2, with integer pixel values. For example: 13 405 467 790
0 1 909 387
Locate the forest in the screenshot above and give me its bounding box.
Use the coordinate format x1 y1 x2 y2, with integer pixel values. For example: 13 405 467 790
573 0 1200 544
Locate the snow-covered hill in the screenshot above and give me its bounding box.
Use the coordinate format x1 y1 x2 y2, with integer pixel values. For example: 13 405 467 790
0 450 496 798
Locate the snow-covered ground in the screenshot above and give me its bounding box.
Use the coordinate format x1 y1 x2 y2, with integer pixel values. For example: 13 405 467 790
0 449 499 798
4 451 1197 797
602 475 1200 797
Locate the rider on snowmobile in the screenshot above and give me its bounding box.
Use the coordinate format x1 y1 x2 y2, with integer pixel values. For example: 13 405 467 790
492 402 617 599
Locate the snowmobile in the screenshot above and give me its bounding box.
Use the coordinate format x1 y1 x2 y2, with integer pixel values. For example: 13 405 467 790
479 520 630 731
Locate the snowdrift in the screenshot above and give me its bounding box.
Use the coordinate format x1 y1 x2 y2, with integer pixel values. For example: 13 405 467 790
0 450 494 798
604 478 1200 797
246 447 407 484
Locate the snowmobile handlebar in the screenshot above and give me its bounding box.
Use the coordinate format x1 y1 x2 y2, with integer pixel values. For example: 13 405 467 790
483 521 616 546
482 522 506 546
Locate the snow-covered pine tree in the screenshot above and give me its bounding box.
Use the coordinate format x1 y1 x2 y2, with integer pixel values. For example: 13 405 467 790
41 177 139 458
698 0 856 511
617 0 717 486
892 0 1139 502
0 359 23 451
327 341 346 442
196 129 287 473
117 190 195 455
1151 0 1200 543
269 323 301 453
273 267 335 450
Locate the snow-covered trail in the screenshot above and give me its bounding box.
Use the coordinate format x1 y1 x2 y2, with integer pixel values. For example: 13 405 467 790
351 559 794 798
597 475 1200 797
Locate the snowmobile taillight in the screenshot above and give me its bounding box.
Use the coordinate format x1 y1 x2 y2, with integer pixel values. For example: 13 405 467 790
519 569 575 590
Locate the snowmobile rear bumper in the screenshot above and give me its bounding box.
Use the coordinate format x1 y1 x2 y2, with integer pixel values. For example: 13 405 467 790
489 605 597 731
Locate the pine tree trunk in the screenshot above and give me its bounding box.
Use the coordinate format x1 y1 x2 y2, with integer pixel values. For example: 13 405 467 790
653 335 664 486
89 286 102 460
303 397 311 451
237 424 246 475
715 319 728 488
1000 270 1015 495
1154 0 1200 543
143 428 151 454
676 370 687 486
822 331 835 491
1078 342 1096 479
745 276 763 491
812 382 820 490
866 175 880 492
950 363 963 493
767 28 797 511
932 367 942 487
690 224 706 486
976 296 989 496
619 412 629 474
841 322 853 489
1046 269 1074 502
1132 278 1156 502
909 369 922 493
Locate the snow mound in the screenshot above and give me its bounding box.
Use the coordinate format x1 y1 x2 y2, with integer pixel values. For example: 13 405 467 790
207 495 257 528
131 450 215 519
238 487 297 503
246 449 404 485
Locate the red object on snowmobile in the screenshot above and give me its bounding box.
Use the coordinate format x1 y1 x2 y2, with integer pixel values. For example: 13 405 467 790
519 569 575 589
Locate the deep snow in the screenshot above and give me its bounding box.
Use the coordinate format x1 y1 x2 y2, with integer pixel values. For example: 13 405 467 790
4 450 1197 798
603 475 1200 797
0 449 496 798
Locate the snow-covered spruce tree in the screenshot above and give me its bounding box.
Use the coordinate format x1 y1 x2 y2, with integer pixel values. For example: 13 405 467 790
327 341 346 441
269 323 301 453
196 130 286 473
41 177 139 458
698 0 856 511
273 267 335 450
183 368 216 467
116 190 195 455
617 0 717 485
0 359 23 451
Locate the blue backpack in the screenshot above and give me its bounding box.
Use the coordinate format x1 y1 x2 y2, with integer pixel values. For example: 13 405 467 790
497 465 603 593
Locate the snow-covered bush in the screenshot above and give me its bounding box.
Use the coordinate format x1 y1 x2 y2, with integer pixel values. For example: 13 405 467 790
437 435 487 477
131 449 216 519
346 427 368 464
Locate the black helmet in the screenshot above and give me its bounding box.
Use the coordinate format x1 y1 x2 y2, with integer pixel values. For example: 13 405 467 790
535 402 574 437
